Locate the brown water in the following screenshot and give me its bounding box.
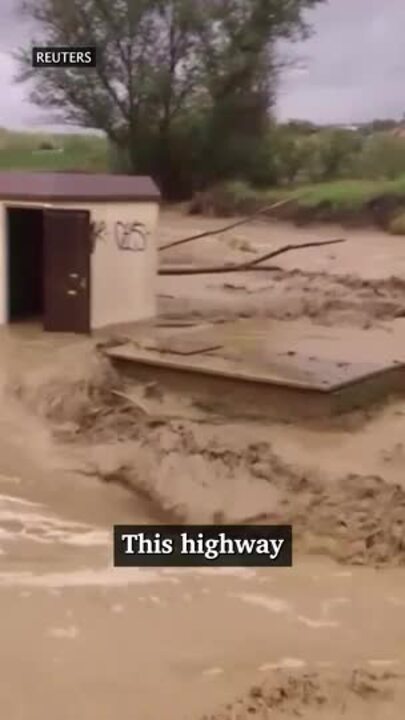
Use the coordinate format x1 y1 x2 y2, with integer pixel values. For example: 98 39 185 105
158 210 405 328
1 474 404 720
1 212 405 718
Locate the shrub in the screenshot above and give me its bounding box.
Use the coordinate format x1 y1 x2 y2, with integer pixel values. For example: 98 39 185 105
313 130 363 181
193 180 265 216
38 141 56 150
270 129 314 184
357 134 405 180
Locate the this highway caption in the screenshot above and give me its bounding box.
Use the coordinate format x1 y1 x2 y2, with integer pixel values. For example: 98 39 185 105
114 525 292 567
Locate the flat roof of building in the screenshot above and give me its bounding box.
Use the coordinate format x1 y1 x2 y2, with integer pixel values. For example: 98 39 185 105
0 171 160 202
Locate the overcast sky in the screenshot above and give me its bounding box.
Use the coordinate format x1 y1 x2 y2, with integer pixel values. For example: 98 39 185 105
0 0 404 130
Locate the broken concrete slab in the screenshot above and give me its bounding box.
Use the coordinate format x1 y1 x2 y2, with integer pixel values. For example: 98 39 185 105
103 318 405 420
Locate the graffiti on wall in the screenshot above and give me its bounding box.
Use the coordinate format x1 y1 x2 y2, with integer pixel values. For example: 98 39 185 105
89 219 149 253
90 221 107 252
114 221 148 252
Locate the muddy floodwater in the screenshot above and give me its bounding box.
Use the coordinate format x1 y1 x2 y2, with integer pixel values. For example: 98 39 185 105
1 209 405 719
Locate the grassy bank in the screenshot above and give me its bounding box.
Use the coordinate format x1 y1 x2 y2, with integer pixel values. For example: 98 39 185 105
190 178 405 234
0 128 108 172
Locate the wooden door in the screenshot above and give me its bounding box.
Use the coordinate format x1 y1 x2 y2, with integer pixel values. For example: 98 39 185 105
43 209 91 333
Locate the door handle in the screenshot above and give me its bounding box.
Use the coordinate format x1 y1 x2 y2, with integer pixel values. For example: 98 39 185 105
79 278 87 290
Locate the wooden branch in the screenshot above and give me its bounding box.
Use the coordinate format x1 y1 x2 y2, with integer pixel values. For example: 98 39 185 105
158 196 296 252
158 238 346 275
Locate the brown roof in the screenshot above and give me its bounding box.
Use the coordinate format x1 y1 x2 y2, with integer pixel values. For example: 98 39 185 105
0 171 160 202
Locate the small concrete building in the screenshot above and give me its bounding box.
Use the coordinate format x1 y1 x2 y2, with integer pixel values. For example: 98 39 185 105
0 171 160 333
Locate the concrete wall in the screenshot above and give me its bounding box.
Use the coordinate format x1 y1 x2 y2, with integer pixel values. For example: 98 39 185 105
0 198 159 329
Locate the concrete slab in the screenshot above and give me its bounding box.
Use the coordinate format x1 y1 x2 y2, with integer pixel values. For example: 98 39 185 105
104 318 405 419
147 334 222 356
107 341 403 392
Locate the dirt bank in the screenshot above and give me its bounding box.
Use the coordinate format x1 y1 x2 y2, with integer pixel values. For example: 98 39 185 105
190 186 405 231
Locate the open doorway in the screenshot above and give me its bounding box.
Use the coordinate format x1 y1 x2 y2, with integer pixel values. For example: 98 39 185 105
6 205 91 333
7 207 44 323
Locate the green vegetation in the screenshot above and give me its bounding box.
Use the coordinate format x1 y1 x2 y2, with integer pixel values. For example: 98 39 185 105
187 126 405 231
194 176 405 211
14 0 405 218
2 124 405 233
17 0 325 199
0 126 405 235
0 128 108 172
282 176 405 208
192 175 405 232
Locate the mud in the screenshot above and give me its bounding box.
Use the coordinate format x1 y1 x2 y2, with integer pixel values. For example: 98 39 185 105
161 266 405 328
2 210 405 718
8 340 405 568
158 210 405 328
203 669 404 719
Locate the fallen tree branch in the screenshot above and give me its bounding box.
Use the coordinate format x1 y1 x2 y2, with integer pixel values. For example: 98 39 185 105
158 238 346 275
158 196 296 252
110 389 150 415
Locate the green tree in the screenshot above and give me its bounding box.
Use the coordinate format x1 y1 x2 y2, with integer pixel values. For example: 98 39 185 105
284 119 318 135
196 0 323 183
358 134 405 180
315 129 363 181
270 127 316 184
17 0 324 197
